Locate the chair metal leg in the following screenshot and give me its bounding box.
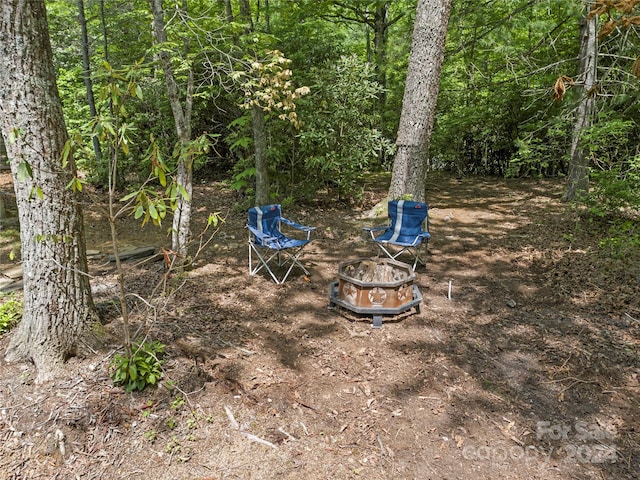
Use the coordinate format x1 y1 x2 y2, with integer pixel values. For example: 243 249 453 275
249 242 310 284
279 247 310 283
375 241 428 272
249 245 282 284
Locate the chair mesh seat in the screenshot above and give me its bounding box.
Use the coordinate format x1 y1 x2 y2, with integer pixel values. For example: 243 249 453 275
247 204 316 284
363 200 430 270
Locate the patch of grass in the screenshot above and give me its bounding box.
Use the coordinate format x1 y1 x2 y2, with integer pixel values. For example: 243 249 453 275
0 293 22 335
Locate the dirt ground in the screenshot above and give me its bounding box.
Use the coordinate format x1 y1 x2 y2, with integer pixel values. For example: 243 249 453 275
0 173 639 480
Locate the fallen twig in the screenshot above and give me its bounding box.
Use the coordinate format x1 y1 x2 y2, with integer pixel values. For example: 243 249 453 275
625 312 639 323
224 406 279 449
240 431 278 449
224 405 239 429
278 427 297 441
543 376 600 385
377 434 386 455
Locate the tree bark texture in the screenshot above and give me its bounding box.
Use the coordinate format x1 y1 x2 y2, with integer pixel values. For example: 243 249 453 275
389 0 452 202
150 0 194 260
563 11 597 202
0 0 95 382
252 105 269 206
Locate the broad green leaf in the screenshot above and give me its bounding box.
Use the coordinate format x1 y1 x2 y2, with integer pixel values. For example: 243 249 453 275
120 191 139 202
230 136 251 150
156 201 166 218
60 140 73 168
66 177 84 192
16 161 32 182
148 203 158 220
177 184 191 201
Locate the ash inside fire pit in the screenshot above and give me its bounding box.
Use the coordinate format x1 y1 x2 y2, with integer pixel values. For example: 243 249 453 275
329 258 422 328
342 259 411 284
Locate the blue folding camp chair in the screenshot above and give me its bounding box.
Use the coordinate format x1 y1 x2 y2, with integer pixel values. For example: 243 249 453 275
247 204 316 284
363 200 430 271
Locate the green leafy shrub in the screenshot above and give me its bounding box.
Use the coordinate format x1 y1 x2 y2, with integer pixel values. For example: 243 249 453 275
297 55 395 201
577 155 640 258
598 220 640 258
227 54 394 204
110 340 165 392
508 117 569 178
582 161 640 218
582 114 638 170
0 293 22 335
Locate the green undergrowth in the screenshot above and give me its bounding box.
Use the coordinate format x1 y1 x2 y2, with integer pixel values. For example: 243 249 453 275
109 339 166 392
0 293 22 335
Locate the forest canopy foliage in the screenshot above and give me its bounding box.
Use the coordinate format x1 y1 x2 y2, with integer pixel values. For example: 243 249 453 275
44 0 640 216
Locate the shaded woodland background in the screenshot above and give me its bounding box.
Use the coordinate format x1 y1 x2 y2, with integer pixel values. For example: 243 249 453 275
21 1 638 206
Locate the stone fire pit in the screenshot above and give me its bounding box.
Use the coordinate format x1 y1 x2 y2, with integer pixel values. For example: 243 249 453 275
329 258 422 328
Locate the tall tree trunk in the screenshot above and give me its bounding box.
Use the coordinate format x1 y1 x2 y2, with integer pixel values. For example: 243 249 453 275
235 1 269 206
373 3 389 126
389 0 452 202
256 0 270 32
77 0 101 165
239 0 254 31
563 10 598 202
150 0 194 264
264 0 271 33
252 105 269 206
99 0 108 62
0 0 95 382
222 0 233 22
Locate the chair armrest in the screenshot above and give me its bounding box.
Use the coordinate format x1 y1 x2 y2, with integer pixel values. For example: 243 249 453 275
363 225 389 232
247 225 277 243
363 225 389 241
405 231 431 246
281 217 316 232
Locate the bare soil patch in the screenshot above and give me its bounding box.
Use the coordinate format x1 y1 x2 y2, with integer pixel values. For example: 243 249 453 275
1 173 639 479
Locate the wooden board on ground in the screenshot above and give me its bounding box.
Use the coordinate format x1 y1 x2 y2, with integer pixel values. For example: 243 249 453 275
106 246 156 262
